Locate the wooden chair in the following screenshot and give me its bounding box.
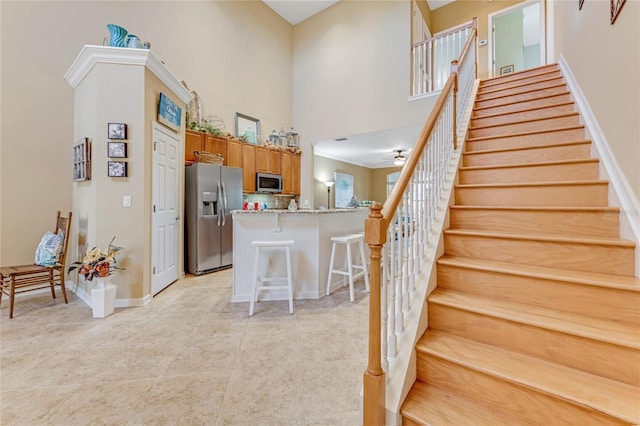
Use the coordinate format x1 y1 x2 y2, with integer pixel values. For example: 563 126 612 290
0 211 72 318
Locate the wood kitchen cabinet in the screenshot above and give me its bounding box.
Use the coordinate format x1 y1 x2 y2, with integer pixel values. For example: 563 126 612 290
227 138 243 169
185 129 227 165
242 144 256 193
282 151 301 195
256 146 282 174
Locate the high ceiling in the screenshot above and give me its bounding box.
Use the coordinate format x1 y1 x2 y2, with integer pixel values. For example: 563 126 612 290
263 0 451 168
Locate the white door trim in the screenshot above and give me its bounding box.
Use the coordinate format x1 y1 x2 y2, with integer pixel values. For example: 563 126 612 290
487 0 547 78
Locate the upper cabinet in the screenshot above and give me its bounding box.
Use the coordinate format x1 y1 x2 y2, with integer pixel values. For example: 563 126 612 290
185 129 299 195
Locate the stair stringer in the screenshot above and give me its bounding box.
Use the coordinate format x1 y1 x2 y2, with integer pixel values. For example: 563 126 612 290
377 80 479 426
559 55 640 277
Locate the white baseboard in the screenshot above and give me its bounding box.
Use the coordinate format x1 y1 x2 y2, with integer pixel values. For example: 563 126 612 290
68 280 153 308
559 56 640 277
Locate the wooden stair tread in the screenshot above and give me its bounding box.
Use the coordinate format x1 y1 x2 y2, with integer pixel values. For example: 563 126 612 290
417 330 640 423
464 140 591 155
460 158 598 171
401 381 522 425
480 64 559 86
473 91 571 112
478 76 565 96
475 82 567 103
471 100 575 120
466 125 585 143
428 289 640 349
449 205 620 212
437 255 640 290
479 69 562 91
469 112 579 131
456 179 608 189
444 228 636 248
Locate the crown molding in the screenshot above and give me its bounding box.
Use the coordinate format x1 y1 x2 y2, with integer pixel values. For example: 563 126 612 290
64 45 192 104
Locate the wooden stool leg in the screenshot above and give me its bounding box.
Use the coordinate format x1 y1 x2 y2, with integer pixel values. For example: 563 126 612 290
9 276 16 319
326 242 337 296
360 239 370 292
347 242 355 303
249 246 261 316
285 246 293 314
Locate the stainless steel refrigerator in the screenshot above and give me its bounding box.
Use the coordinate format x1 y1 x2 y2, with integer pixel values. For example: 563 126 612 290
185 163 243 275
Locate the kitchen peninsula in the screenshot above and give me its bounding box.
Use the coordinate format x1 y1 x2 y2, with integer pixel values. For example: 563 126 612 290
232 208 369 303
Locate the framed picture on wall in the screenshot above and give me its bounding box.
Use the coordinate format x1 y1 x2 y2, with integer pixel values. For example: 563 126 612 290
611 0 626 24
108 123 127 140
107 142 127 158
108 161 128 177
499 65 514 75
72 137 91 182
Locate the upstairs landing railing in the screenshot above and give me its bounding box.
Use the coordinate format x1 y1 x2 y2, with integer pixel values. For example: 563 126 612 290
411 18 477 97
363 23 477 425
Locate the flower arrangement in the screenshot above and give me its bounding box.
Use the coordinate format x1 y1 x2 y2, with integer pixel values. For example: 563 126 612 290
68 237 124 281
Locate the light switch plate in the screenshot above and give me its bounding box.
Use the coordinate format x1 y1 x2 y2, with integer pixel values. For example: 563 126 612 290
123 195 131 207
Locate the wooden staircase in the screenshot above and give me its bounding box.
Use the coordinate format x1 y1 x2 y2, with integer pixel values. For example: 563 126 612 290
401 64 640 425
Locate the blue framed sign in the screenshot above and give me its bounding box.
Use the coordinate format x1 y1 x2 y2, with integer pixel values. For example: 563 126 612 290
157 92 182 132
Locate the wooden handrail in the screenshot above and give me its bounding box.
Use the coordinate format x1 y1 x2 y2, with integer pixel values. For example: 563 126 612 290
364 18 478 425
381 75 455 223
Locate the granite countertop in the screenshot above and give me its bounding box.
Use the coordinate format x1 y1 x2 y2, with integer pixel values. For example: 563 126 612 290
232 207 370 214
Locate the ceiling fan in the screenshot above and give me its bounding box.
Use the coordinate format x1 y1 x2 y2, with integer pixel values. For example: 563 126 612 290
394 150 406 166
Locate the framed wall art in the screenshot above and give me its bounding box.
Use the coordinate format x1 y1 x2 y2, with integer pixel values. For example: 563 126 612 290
108 142 127 158
334 171 354 208
235 112 260 145
158 92 182 132
499 65 514 75
611 0 626 24
108 123 127 140
72 137 91 182
108 161 128 177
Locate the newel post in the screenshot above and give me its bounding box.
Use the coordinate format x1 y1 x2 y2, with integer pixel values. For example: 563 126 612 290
363 202 386 426
450 59 459 150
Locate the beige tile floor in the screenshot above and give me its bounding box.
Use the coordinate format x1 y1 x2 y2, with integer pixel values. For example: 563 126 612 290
0 269 370 425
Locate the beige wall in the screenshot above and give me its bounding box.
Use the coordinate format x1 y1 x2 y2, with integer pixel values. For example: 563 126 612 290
430 0 525 79
0 1 293 265
293 0 438 205
415 0 433 30
553 0 640 201
313 155 401 209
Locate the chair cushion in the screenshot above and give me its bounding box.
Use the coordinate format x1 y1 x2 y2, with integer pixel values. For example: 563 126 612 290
34 231 65 266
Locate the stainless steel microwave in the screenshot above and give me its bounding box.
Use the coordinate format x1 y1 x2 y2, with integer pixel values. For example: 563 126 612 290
256 172 283 193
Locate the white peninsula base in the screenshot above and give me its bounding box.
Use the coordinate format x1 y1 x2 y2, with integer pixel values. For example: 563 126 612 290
232 208 369 303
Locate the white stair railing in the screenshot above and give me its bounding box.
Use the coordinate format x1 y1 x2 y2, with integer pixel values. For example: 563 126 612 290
363 23 478 425
411 18 477 97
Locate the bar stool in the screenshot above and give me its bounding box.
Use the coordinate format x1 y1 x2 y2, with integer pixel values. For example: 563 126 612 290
249 240 294 316
326 234 370 302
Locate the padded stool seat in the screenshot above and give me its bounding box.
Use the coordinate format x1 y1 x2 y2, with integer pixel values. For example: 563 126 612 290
249 240 294 316
326 234 370 302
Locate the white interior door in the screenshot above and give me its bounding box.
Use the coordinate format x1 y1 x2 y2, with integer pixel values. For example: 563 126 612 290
152 123 180 295
489 0 546 77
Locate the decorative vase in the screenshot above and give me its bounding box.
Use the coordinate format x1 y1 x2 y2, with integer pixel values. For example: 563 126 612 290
107 24 128 47
91 276 117 318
